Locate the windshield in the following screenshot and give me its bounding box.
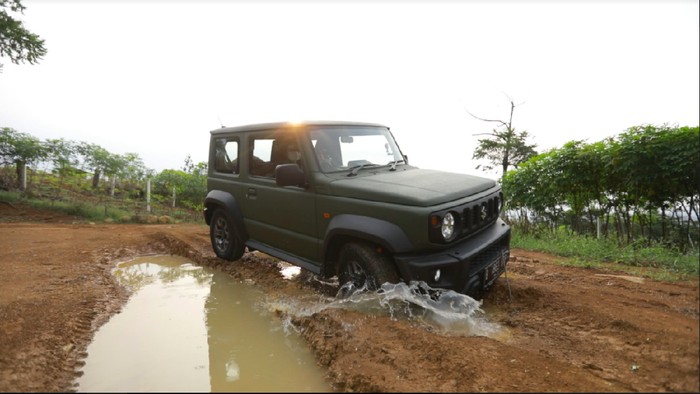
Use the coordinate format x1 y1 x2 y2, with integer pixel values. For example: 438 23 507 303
308 125 405 173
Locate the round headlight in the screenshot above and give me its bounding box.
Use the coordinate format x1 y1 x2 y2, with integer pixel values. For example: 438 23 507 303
441 212 456 241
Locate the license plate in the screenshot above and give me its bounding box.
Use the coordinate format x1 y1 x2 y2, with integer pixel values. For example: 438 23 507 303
483 249 508 288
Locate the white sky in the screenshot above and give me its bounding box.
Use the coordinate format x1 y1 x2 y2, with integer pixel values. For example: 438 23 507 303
1 0 698 179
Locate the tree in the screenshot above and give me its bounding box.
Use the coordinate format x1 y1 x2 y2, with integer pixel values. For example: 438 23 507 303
76 142 111 188
102 152 146 196
44 138 77 175
467 97 537 182
502 124 699 248
0 0 47 72
154 156 207 210
503 151 564 232
0 127 46 190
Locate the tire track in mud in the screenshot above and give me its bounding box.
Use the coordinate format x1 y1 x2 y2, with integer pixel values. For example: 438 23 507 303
3 218 695 393
485 256 699 393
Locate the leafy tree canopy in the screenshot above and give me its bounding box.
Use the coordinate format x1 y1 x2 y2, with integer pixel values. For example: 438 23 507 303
0 0 47 72
0 126 46 165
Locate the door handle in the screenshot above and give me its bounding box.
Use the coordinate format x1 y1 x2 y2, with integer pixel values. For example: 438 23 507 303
246 187 257 199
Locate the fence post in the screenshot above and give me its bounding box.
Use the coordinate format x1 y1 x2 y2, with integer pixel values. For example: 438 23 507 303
20 163 27 191
146 178 151 213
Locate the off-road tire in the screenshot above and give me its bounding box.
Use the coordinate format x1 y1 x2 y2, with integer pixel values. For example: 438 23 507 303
210 208 245 261
338 241 400 292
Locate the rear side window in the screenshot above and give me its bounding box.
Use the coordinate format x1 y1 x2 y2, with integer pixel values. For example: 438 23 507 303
213 137 239 174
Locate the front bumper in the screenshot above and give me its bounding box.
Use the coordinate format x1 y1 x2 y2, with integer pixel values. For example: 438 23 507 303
393 218 511 299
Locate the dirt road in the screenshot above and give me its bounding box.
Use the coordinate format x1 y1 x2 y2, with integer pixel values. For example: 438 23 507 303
1 202 698 392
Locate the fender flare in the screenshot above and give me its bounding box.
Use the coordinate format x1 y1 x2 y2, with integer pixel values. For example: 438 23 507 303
203 190 248 240
322 214 413 273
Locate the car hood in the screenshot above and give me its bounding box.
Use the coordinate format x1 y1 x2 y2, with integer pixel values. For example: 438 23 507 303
327 168 497 207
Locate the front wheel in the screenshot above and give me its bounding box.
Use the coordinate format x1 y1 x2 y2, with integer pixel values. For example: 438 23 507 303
337 241 400 293
210 209 245 261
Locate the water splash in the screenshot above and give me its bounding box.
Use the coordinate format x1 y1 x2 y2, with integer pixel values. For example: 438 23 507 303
266 280 502 337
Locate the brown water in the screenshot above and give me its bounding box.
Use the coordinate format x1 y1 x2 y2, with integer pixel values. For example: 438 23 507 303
75 255 332 392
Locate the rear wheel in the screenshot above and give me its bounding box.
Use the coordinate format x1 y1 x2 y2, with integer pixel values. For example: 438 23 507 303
337 241 400 293
210 208 245 261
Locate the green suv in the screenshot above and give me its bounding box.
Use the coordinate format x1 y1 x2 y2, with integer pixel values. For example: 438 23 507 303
203 121 510 298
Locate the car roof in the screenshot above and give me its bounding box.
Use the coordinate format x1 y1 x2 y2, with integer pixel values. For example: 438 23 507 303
210 120 388 135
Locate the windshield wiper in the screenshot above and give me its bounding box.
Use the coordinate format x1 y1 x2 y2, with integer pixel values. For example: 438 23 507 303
347 163 379 177
389 159 405 171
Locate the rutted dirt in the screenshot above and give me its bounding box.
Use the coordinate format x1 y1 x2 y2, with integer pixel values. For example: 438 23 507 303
0 201 698 392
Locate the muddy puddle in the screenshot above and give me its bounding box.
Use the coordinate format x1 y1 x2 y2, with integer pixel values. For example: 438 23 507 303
76 255 506 392
76 255 332 392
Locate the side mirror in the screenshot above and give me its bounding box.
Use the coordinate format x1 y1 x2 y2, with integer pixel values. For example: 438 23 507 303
403 154 409 164
275 164 307 188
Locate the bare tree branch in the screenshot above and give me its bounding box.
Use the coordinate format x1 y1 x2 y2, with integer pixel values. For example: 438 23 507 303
465 108 509 129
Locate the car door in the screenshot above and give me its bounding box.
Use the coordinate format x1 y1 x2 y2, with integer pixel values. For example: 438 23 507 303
239 130 318 263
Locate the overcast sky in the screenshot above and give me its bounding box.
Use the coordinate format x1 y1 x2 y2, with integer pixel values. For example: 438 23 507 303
1 0 698 178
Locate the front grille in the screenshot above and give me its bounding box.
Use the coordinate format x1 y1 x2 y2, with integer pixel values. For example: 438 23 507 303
460 193 501 238
429 191 503 245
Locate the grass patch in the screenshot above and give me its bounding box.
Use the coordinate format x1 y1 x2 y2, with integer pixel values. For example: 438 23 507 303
512 229 699 281
2 190 135 223
0 190 21 203
31 198 133 222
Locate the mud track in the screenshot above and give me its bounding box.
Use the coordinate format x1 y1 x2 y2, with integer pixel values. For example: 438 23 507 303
1 202 698 392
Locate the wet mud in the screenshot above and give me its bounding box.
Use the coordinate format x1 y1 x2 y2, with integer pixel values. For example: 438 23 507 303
1 203 698 392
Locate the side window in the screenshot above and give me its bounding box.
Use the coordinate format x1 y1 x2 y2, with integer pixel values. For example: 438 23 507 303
249 136 275 178
214 137 239 174
249 131 302 178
